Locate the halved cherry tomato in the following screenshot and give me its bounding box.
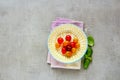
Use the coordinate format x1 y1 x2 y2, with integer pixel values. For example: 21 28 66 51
65 35 71 41
57 37 64 44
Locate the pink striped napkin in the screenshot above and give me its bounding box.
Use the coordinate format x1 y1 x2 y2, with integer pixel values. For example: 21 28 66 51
47 18 84 70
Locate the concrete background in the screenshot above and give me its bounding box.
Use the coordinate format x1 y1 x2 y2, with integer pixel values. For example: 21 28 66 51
0 0 120 80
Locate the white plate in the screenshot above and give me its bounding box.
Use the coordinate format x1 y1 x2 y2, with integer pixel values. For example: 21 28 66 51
48 24 88 64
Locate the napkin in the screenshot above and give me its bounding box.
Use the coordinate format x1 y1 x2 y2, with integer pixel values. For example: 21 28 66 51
47 18 84 70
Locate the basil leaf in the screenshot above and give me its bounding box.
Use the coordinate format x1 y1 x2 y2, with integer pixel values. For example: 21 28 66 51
88 36 94 47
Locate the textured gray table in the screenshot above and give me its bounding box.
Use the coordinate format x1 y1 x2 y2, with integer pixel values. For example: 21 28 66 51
0 0 120 80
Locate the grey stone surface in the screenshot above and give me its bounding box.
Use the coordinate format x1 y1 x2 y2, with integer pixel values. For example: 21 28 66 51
0 0 120 80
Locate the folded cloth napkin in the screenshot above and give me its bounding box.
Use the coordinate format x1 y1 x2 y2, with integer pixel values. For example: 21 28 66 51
47 18 84 70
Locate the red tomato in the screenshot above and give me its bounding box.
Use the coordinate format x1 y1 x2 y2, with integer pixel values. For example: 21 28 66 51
70 42 76 48
66 45 72 51
61 47 66 54
57 37 64 44
65 35 71 41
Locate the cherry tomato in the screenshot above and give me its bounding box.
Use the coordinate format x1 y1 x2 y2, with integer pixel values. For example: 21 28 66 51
65 51 72 57
65 35 71 41
66 45 72 51
63 41 70 47
55 43 60 48
75 43 80 48
61 47 66 54
71 48 76 53
73 37 78 43
57 37 64 44
70 42 76 48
